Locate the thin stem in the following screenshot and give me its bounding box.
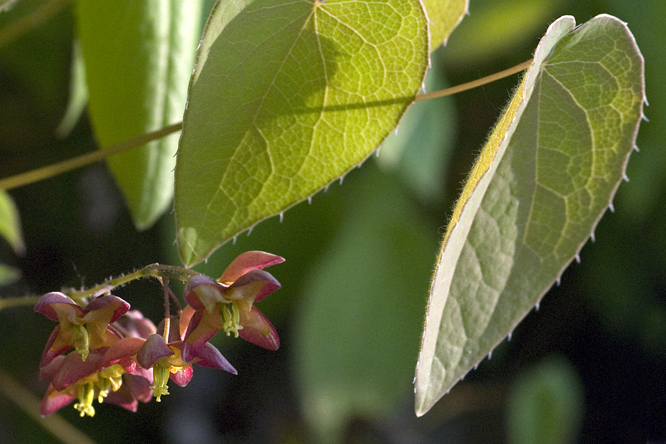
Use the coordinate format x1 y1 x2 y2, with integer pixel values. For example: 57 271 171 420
0 0 71 49
414 59 533 102
64 263 199 302
0 122 183 191
162 279 171 341
0 295 42 310
0 60 531 191
0 264 199 311
0 367 98 444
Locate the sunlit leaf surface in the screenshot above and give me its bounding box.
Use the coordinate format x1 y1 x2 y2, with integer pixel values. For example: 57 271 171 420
175 0 428 266
422 0 468 50
415 15 645 416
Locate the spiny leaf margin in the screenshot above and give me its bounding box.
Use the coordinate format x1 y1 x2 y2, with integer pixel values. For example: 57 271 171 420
175 0 429 266
415 14 644 416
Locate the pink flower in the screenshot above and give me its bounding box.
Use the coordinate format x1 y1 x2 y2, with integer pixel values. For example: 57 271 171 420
100 313 236 404
38 348 152 417
135 333 236 401
34 292 129 366
183 251 283 361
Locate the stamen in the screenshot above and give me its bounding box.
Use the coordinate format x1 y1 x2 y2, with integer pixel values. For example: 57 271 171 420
151 364 171 402
73 381 96 417
97 378 111 403
222 303 242 338
71 324 91 361
97 365 124 402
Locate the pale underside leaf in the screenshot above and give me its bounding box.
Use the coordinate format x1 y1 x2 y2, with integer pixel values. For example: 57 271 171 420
415 14 645 416
175 0 428 266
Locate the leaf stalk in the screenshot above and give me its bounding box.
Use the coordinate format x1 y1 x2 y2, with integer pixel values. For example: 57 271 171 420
0 59 531 190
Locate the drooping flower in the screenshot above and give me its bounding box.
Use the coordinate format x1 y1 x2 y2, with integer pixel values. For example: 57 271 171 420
33 253 284 417
99 311 237 404
182 251 283 361
36 305 154 417
38 348 152 417
34 292 129 366
135 332 236 402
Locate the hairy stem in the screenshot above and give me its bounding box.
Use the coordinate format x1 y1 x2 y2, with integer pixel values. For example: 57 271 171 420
0 263 200 310
65 263 200 302
414 59 533 102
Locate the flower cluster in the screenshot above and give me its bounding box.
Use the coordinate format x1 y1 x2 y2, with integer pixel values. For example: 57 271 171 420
34 251 283 417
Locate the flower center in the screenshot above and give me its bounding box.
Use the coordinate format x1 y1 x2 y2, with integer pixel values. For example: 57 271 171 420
151 359 171 402
97 364 124 403
222 302 242 338
71 324 91 361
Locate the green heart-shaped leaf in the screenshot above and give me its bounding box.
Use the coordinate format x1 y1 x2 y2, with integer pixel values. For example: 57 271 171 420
175 0 428 266
415 14 645 416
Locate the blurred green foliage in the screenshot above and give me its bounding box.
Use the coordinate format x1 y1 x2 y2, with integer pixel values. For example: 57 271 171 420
506 356 585 444
0 0 665 443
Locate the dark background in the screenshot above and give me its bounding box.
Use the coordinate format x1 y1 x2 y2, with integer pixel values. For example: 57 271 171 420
1 0 665 443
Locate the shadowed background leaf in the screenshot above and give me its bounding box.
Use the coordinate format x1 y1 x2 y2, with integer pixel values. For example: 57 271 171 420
77 0 203 229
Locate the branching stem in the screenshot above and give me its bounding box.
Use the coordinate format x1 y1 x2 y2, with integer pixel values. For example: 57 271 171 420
0 59 532 191
0 263 200 310
64 263 199 302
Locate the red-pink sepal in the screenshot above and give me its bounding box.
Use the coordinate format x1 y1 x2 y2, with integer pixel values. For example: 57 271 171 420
40 384 75 417
182 306 221 353
184 275 226 310
114 310 157 339
122 373 153 403
218 251 284 284
39 326 72 367
238 306 280 350
50 349 106 391
34 292 129 325
136 334 174 369
169 365 193 387
179 305 196 338
104 385 139 412
34 292 83 321
184 275 226 314
101 337 145 371
181 340 237 375
83 296 131 324
38 355 66 381
226 270 281 308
